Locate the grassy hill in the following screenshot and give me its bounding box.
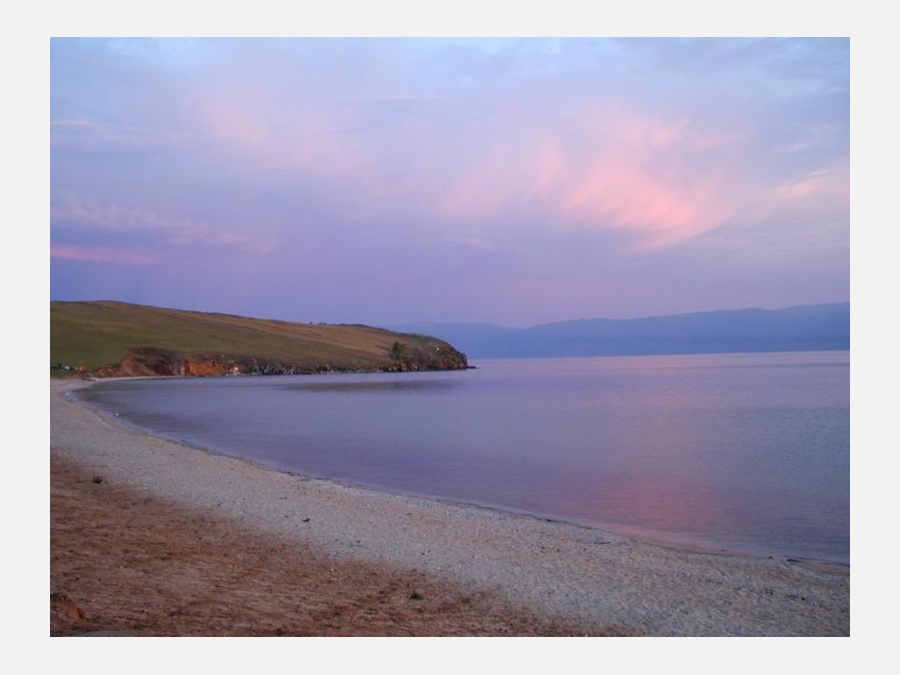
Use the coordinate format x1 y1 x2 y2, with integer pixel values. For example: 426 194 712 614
50 301 468 377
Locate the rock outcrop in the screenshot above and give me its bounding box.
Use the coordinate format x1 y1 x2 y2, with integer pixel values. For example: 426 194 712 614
384 339 470 372
89 342 468 378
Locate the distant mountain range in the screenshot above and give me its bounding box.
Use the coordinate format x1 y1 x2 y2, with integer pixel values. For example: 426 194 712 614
386 302 850 359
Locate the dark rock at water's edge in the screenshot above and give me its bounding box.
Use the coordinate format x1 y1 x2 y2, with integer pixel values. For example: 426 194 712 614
88 342 468 378
383 339 470 373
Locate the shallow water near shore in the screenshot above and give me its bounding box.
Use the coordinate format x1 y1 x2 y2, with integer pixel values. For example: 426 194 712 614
76 351 850 568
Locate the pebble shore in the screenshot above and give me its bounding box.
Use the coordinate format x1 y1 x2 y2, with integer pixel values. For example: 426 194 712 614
50 378 849 637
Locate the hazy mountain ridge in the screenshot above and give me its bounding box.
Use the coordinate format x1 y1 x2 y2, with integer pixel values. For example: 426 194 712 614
388 303 850 359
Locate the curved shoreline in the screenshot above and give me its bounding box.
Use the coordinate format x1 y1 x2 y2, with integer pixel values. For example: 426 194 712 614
70 372 850 570
50 378 850 636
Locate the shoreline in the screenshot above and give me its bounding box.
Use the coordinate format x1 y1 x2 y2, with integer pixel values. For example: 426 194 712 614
50 378 850 636
68 374 849 571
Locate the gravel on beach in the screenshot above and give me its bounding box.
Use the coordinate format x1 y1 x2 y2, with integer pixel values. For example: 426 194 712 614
50 379 849 637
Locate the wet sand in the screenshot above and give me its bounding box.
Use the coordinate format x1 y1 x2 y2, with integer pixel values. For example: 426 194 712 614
50 378 849 637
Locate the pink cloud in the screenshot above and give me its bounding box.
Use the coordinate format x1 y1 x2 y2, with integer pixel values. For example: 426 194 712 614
164 61 746 250
190 84 370 182
439 106 738 249
557 163 734 250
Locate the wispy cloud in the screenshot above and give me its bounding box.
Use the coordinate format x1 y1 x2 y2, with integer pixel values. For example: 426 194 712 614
439 106 739 249
50 37 850 324
50 245 156 266
50 118 194 153
51 192 270 253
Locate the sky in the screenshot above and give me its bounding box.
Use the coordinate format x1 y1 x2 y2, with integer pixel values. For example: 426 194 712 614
50 37 850 327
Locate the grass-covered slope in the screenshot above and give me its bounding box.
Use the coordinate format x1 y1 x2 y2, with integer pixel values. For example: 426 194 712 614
50 301 467 377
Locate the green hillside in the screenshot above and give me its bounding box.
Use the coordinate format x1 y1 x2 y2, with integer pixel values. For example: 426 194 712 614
50 301 467 376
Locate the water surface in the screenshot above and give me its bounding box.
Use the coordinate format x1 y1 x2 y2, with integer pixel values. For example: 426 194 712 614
77 351 850 567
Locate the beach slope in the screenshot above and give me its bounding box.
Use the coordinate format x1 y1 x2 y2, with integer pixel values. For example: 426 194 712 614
50 380 849 637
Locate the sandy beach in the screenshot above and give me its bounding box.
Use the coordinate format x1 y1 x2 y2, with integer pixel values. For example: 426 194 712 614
50 378 849 637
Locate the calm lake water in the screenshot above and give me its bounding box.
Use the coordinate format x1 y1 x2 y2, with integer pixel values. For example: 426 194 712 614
77 351 850 567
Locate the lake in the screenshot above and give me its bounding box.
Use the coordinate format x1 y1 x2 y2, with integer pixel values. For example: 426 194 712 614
76 351 850 568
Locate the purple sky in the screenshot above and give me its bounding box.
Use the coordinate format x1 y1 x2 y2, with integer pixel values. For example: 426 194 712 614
50 37 849 327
